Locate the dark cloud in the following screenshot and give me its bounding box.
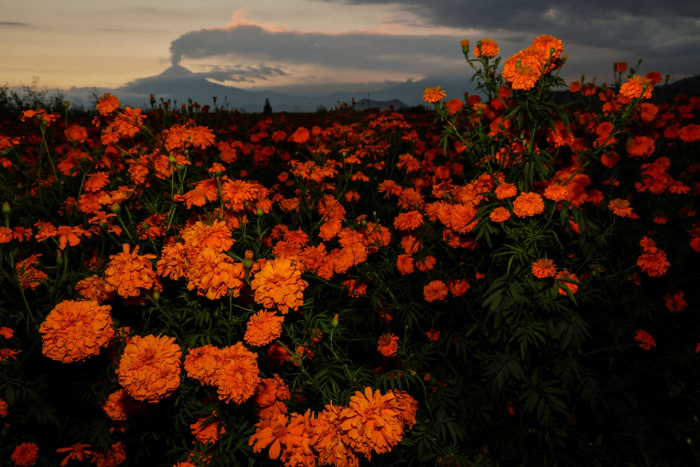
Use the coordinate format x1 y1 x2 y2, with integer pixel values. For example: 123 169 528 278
0 21 30 27
169 23 462 75
197 64 288 83
314 0 700 55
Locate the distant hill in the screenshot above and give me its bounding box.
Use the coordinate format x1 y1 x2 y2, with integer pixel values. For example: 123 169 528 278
3 65 478 114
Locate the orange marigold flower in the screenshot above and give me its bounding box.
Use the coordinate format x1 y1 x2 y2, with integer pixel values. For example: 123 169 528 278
289 127 310 144
57 443 92 467
215 342 261 404
183 345 221 386
251 257 308 314
626 135 655 158
249 413 303 460
157 242 189 281
620 76 653 100
502 48 543 91
75 275 114 303
426 329 440 341
447 279 470 297
244 311 284 346
543 185 568 202
423 280 448 302
556 270 579 296
96 93 121 115
0 348 21 361
0 327 14 339
16 254 48 290
0 398 8 417
634 330 656 350
423 86 446 103
339 387 405 460
569 81 582 93
396 254 415 275
386 389 419 429
664 290 687 313
11 442 39 467
181 220 234 254
39 300 114 363
91 442 126 467
377 334 399 357
495 182 517 199
104 244 157 298
608 198 633 217
393 211 423 231
638 248 669 277
188 249 245 300
311 402 360 467
512 192 545 218
191 412 226 445
474 38 499 58
116 335 182 403
678 124 700 143
532 258 556 279
445 98 463 115
254 374 291 408
531 35 564 73
102 389 142 421
490 207 511 223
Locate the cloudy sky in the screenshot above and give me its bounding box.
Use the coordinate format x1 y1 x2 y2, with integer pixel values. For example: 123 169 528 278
2 0 699 95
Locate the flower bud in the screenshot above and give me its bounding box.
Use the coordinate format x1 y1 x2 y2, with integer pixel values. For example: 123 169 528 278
243 250 254 271
110 204 121 215
665 74 671 85
168 155 176 165
56 251 63 267
63 101 70 109
460 39 470 54
361 219 367 227
516 59 522 68
153 289 160 301
2 202 10 215
332 313 339 328
176 164 185 171
256 208 264 217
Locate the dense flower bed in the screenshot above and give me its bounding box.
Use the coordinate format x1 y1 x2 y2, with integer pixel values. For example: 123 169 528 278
1 35 700 466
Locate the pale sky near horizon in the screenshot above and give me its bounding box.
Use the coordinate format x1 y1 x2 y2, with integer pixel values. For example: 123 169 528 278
2 0 699 92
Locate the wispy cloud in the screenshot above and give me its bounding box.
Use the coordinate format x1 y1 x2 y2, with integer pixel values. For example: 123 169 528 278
0 21 31 27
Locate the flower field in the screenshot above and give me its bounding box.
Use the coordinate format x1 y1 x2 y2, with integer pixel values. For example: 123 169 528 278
1 35 700 467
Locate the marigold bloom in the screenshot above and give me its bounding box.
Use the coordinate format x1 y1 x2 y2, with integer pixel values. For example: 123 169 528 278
531 35 564 73
423 86 446 103
0 348 21 361
102 389 142 421
387 389 419 429
184 345 221 386
249 414 303 460
445 98 463 115
16 254 48 290
215 342 261 404
626 135 655 158
377 334 399 357
678 124 700 143
512 192 545 217
254 374 291 408
339 387 405 459
39 300 115 363
56 443 92 466
91 442 126 467
638 249 669 277
556 270 579 295
181 220 234 254
11 442 39 467
251 257 308 314
634 330 656 350
569 81 582 93
244 311 284 346
0 398 7 417
116 335 182 402
543 185 568 202
448 279 470 297
490 207 511 223
495 182 517 199
105 244 157 298
608 199 633 217
620 76 653 100
311 403 359 467
532 258 556 278
188 249 246 300
396 254 415 275
502 48 543 91
423 280 449 302
191 412 226 445
0 327 14 339
289 127 310 144
75 275 114 303
96 93 121 115
474 38 499 58
393 211 423 231
664 290 687 313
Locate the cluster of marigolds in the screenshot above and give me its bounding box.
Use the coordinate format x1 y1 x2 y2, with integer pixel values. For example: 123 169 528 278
1 33 699 466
